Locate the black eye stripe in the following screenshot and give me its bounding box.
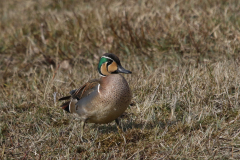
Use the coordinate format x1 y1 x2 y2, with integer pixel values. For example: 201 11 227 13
106 60 113 69
106 60 114 72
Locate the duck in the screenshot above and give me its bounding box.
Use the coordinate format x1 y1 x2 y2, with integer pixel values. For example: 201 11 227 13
59 53 132 143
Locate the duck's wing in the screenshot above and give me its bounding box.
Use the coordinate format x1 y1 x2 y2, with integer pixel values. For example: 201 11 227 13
59 79 100 112
71 79 100 100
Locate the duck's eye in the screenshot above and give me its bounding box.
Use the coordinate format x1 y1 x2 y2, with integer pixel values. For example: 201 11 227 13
107 60 113 68
107 61 118 73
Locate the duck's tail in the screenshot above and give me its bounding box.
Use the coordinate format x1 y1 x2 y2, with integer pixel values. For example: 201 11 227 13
59 96 77 113
60 101 71 113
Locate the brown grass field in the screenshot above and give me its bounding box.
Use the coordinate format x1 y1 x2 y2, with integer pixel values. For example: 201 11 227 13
1 0 240 159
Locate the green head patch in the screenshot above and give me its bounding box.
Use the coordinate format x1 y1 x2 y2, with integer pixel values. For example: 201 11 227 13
98 56 112 76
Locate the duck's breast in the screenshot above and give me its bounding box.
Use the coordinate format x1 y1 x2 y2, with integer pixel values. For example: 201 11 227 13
80 74 132 124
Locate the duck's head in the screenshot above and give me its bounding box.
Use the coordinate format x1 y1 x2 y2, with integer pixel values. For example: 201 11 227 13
98 53 132 77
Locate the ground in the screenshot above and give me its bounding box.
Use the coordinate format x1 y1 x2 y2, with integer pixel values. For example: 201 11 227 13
1 0 240 159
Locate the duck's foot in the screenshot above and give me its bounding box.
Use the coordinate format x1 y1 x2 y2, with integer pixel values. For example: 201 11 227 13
120 132 126 144
115 118 127 144
79 120 87 142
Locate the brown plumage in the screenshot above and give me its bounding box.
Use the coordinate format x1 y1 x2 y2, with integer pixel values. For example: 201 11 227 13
59 53 132 143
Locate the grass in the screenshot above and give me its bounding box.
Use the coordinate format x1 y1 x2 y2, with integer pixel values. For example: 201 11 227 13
1 0 240 159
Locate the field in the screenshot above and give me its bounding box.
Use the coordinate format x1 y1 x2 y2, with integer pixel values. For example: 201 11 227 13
1 0 240 159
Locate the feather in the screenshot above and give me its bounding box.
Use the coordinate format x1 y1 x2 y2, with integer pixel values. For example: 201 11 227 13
60 101 70 112
58 96 71 101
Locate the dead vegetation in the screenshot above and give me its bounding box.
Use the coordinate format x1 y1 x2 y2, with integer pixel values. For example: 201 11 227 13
1 0 240 159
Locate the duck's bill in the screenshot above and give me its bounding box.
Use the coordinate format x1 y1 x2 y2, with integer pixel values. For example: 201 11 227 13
117 66 132 74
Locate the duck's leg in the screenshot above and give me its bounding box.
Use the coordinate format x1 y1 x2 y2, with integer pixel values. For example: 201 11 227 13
115 118 126 144
80 120 86 142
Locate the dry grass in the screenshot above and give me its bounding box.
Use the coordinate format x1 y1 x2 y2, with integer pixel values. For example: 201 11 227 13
1 0 240 159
